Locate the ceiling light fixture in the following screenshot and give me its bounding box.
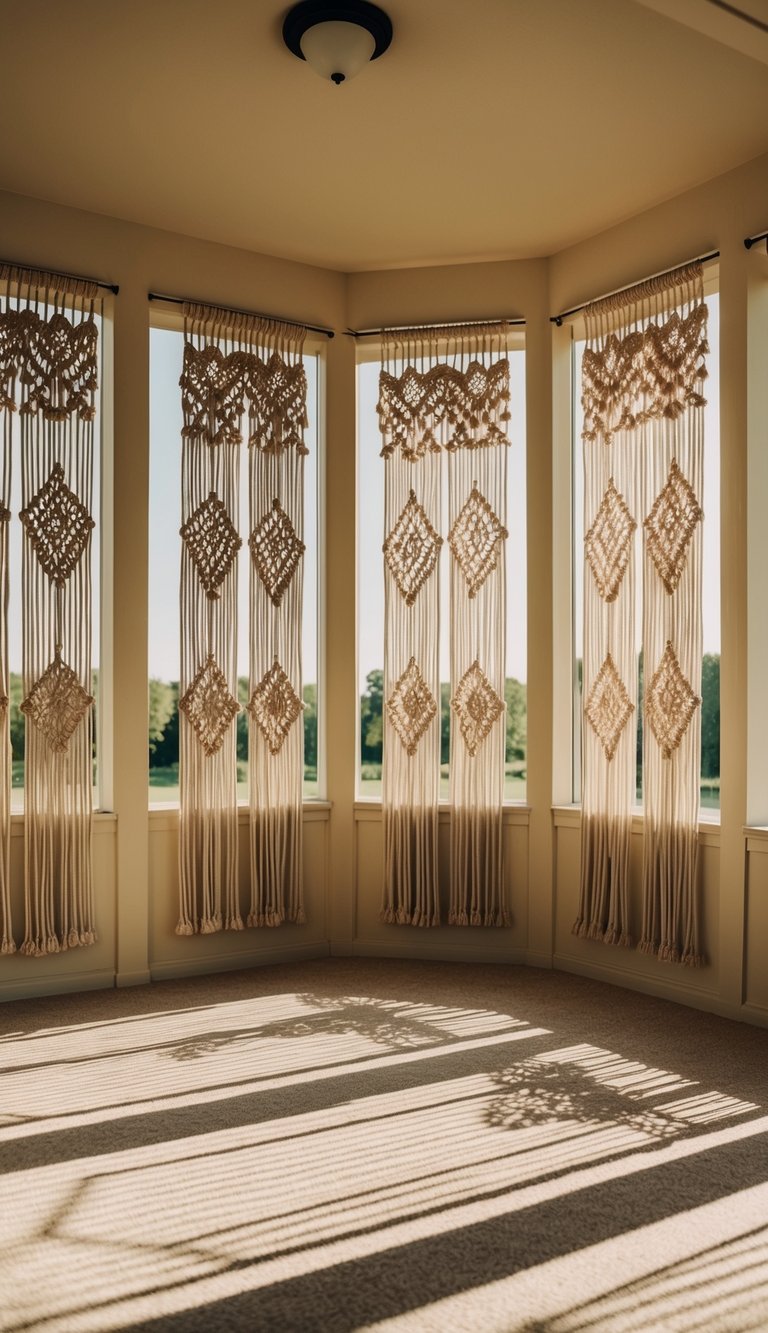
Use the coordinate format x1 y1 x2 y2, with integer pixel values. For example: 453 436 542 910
282 0 393 85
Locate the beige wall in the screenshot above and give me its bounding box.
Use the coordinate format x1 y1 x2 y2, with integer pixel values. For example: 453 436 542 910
1 151 767 1024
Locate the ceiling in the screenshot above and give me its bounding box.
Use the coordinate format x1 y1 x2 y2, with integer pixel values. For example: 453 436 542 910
0 0 767 272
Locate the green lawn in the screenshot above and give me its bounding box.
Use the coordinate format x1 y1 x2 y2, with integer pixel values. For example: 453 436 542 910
149 763 319 805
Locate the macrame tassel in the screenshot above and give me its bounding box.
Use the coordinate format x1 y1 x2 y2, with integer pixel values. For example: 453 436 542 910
681 951 704 968
448 354 510 930
449 910 469 926
177 305 243 940
578 264 707 968
247 322 308 931
7 278 101 956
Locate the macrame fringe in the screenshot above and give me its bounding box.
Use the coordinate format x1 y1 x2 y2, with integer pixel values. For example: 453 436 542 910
199 915 222 934
603 928 632 949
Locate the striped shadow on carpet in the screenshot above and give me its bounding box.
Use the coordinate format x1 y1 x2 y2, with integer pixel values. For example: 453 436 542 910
0 958 766 1332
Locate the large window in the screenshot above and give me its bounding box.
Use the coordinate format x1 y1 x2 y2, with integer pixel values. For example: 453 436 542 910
572 290 720 813
7 301 106 813
357 340 527 801
148 322 321 805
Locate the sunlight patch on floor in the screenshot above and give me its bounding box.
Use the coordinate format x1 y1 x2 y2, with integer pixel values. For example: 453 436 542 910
0 992 764 1333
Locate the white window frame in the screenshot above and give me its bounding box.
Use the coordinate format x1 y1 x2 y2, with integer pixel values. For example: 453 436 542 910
147 301 326 807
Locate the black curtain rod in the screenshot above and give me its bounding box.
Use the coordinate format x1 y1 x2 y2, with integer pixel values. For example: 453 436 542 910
1 257 118 295
347 316 525 338
550 250 720 326
744 231 768 250
148 291 334 339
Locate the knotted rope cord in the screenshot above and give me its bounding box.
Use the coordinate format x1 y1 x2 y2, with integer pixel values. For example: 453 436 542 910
379 321 512 928
177 301 308 934
576 263 706 964
0 265 100 954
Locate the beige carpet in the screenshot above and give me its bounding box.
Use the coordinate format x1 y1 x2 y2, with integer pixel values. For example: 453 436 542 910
1 958 767 1332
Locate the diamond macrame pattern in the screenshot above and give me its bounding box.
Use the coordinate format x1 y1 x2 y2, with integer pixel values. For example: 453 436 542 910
247 354 308 455
645 640 700 759
248 659 304 756
585 477 636 603
451 660 505 757
388 657 437 757
383 489 442 607
20 650 93 753
644 459 703 595
448 484 508 598
581 304 708 445
180 492 241 600
585 653 634 762
180 343 249 446
16 310 99 422
179 654 239 757
378 359 511 460
19 464 94 589
249 499 305 608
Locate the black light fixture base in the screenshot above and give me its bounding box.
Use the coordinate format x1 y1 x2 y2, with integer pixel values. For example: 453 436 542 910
282 0 393 63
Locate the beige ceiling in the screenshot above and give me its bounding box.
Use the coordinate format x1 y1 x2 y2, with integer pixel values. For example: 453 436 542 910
1 0 767 271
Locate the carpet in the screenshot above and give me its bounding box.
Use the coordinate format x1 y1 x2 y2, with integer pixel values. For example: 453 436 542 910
1 958 767 1331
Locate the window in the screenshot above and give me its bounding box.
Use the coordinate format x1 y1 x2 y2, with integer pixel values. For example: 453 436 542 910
357 339 527 800
148 321 321 804
571 290 720 814
6 299 108 813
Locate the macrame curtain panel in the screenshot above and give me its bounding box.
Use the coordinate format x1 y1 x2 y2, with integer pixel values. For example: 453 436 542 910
177 304 307 935
575 262 707 965
378 324 511 927
0 264 100 955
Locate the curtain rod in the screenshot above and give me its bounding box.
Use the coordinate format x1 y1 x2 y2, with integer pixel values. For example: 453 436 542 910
744 231 768 250
346 316 525 338
148 291 335 339
550 250 719 326
1 257 119 295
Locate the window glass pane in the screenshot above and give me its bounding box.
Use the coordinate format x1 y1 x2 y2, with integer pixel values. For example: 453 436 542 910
7 304 103 813
572 292 720 813
148 326 320 804
357 349 527 800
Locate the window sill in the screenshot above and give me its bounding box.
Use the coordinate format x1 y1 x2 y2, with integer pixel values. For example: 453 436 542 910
354 801 531 826
9 811 118 836
148 801 332 832
745 826 768 853
553 805 720 846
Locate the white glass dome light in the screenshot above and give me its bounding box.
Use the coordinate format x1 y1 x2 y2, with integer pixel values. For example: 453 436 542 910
283 1 393 86
300 21 376 83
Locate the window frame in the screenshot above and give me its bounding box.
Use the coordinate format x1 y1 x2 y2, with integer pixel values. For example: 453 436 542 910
553 264 721 821
354 329 528 805
147 302 326 808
